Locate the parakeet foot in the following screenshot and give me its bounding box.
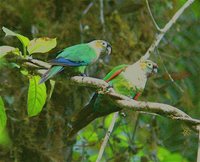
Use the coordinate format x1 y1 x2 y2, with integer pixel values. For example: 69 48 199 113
120 111 126 117
101 84 114 94
80 73 87 77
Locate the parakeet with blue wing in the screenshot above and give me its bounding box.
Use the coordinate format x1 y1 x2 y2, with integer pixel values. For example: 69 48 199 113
39 40 111 83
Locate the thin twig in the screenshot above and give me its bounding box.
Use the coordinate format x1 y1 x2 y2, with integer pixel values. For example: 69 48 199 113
79 23 84 43
197 126 200 162
142 0 195 60
80 0 96 42
82 0 95 16
96 112 119 162
99 0 105 33
157 48 184 92
131 112 140 142
145 0 162 31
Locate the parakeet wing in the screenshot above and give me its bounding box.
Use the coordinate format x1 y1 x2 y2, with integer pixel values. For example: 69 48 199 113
50 44 97 66
103 64 128 82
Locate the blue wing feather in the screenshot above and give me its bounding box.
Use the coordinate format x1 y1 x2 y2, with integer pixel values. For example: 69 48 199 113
49 57 88 66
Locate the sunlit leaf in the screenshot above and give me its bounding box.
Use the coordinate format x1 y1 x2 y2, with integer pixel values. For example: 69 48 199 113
0 97 7 133
88 154 98 162
2 27 30 47
10 63 20 69
157 147 188 162
81 124 98 142
27 75 47 117
27 37 57 54
0 46 21 58
0 128 12 148
104 114 115 128
0 58 7 69
48 80 56 101
20 69 29 76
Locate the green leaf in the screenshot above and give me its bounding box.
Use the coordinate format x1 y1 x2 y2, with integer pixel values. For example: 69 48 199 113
10 63 20 69
0 97 7 133
20 69 29 76
27 75 47 117
0 128 12 148
157 147 188 162
80 124 98 142
2 27 30 47
48 80 55 101
104 113 119 128
27 37 57 54
0 46 21 58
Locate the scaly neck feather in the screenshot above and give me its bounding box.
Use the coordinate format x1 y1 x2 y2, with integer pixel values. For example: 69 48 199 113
123 61 147 90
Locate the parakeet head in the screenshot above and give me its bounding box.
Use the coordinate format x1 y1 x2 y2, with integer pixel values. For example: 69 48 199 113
88 40 112 56
139 60 158 77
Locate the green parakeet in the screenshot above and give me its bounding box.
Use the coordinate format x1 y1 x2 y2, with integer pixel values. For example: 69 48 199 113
68 59 158 137
39 40 112 83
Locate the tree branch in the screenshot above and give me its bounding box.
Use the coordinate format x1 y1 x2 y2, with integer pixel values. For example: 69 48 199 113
142 0 195 60
197 126 200 162
145 0 162 31
71 76 200 130
99 0 105 33
23 58 200 131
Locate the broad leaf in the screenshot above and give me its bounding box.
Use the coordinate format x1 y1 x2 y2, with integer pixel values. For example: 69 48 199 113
20 69 29 76
157 147 188 162
0 97 7 133
27 37 57 54
27 75 47 117
0 46 21 58
2 27 30 47
48 80 55 101
0 128 12 148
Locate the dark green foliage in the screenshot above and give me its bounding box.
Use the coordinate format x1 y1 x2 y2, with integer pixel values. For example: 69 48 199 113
0 0 200 161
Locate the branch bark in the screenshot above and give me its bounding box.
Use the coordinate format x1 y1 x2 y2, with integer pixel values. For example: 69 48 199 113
71 76 200 130
197 126 200 162
24 58 200 130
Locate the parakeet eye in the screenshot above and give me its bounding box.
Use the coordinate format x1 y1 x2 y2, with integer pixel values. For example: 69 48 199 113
102 42 107 46
147 63 153 68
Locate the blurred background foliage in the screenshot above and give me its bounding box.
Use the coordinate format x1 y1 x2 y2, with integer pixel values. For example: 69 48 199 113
0 0 200 161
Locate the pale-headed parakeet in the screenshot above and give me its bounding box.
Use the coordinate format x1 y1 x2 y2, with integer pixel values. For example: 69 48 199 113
39 40 112 83
69 59 158 137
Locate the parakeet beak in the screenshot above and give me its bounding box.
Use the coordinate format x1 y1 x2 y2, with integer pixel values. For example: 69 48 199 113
153 64 158 73
106 43 112 55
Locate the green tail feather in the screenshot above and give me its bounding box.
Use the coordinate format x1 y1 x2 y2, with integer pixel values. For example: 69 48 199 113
39 66 63 84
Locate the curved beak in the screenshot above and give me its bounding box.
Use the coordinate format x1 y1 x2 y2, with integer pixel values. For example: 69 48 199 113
153 64 158 73
106 43 112 55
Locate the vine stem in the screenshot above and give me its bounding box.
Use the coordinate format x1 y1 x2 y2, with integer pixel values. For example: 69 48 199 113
197 126 200 162
96 112 119 162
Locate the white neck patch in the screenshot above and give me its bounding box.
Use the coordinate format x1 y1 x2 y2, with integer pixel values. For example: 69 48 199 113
123 61 147 90
87 42 102 60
